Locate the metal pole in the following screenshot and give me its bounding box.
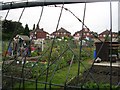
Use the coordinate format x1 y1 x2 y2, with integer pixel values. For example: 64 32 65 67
77 3 86 87
109 0 113 90
118 0 120 86
1 0 119 10
118 1 120 35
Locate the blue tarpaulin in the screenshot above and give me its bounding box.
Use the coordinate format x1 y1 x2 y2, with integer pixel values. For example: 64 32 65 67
94 50 96 59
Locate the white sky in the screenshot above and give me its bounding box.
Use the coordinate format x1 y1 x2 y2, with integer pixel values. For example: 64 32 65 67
0 1 118 35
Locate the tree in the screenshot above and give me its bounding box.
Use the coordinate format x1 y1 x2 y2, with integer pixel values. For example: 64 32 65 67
33 24 35 30
24 24 30 36
2 20 24 40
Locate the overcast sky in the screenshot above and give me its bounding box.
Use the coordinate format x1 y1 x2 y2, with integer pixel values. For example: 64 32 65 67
0 0 118 35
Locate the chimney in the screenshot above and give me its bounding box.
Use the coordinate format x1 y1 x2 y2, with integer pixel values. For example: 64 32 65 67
36 24 39 29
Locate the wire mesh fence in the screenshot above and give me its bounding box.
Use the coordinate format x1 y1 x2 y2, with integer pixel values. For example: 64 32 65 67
1 1 120 90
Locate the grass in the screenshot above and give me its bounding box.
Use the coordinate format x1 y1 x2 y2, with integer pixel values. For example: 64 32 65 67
14 60 90 89
4 39 94 89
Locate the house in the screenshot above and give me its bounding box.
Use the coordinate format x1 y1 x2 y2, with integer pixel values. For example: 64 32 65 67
30 24 49 40
98 29 118 42
73 28 94 40
51 27 71 39
73 28 95 46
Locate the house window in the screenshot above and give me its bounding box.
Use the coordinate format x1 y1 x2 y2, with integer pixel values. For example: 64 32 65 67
85 29 88 31
33 36 36 39
87 33 89 35
35 32 36 34
77 33 79 36
103 35 106 37
64 32 66 35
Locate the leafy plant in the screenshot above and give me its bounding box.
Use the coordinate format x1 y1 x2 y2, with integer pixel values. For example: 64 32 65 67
31 51 38 57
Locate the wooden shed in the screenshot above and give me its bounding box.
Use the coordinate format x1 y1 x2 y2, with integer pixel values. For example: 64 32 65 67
95 41 119 61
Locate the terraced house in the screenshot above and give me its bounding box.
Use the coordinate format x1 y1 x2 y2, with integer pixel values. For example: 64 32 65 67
51 27 71 39
30 24 49 40
98 29 118 42
73 28 94 40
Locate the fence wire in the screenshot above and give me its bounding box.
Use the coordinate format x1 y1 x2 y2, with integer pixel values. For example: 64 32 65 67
1 1 120 90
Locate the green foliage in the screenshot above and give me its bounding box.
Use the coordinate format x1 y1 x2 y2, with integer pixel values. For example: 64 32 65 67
31 62 47 78
2 20 28 40
10 39 94 89
82 82 118 89
24 24 30 36
105 35 111 41
73 47 94 61
14 61 90 89
64 36 69 40
31 51 38 57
